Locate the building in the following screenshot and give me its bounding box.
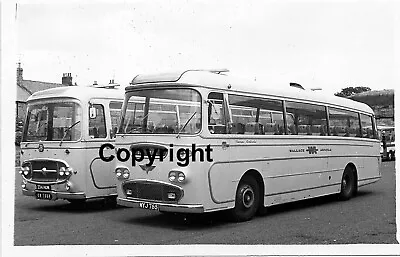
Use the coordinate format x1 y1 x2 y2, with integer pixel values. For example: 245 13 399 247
16 63 74 122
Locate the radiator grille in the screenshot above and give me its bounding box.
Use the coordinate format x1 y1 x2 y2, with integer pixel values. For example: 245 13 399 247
122 181 183 203
25 160 65 182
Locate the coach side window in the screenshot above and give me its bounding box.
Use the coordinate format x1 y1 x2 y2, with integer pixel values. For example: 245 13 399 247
227 94 284 135
89 104 107 139
360 114 375 139
328 108 361 137
208 92 227 134
109 101 123 138
285 101 328 136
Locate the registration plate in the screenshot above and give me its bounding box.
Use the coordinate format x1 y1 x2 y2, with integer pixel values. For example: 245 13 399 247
36 184 51 191
36 192 52 200
138 202 159 211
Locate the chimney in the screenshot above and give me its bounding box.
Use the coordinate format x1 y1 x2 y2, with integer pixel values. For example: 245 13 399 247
17 62 23 86
62 73 73 86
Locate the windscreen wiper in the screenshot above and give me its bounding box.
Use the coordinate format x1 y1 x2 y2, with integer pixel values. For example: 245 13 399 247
59 120 81 147
176 111 197 138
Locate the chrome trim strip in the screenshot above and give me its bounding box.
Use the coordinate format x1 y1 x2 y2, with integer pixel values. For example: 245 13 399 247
21 158 69 167
22 189 86 200
117 197 204 213
33 169 57 172
265 168 342 179
122 179 183 190
215 155 380 164
198 134 379 143
265 182 341 197
358 176 381 183
22 177 69 185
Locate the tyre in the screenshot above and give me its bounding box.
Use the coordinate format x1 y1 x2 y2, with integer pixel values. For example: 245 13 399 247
339 167 356 200
228 176 259 222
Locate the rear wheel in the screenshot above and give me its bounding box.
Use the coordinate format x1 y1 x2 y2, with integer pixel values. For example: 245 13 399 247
229 176 259 222
339 167 356 200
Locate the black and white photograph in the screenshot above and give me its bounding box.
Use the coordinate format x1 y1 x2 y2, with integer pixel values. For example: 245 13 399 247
1 0 399 256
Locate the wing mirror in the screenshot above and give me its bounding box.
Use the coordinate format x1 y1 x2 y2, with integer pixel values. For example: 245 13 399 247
89 106 97 119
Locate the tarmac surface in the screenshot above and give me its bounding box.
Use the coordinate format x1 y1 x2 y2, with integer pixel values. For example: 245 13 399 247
14 161 397 245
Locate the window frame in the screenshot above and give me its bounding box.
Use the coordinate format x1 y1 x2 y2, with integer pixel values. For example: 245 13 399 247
88 103 107 139
284 100 329 136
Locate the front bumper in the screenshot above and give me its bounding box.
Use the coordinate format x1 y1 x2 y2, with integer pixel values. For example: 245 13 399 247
117 197 204 213
22 188 86 200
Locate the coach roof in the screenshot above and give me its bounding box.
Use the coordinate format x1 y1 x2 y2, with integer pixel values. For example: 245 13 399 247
127 70 374 114
27 85 125 102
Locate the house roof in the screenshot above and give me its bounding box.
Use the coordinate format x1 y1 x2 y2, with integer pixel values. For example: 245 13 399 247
17 80 64 102
21 80 64 93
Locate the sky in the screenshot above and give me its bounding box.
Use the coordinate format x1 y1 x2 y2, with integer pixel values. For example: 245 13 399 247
14 1 399 95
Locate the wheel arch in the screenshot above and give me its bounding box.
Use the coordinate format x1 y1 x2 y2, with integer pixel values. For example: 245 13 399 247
344 162 358 192
240 169 265 209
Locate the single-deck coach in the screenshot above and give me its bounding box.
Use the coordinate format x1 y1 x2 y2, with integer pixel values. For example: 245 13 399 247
114 69 381 221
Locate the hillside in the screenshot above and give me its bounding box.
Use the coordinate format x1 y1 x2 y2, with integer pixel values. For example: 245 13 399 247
349 89 394 126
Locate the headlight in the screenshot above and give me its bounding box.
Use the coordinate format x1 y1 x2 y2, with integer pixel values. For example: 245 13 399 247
59 166 72 178
66 167 73 175
177 173 186 183
115 168 122 178
22 166 30 176
122 169 130 179
168 171 177 182
169 171 187 183
21 165 31 178
115 168 129 179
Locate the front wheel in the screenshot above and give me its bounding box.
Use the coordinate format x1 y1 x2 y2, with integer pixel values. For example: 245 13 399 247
228 176 259 222
339 167 356 200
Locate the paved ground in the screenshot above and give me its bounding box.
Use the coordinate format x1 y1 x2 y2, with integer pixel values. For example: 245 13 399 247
14 161 397 245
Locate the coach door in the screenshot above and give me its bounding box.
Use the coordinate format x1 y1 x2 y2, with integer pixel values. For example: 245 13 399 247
86 100 116 193
206 92 236 204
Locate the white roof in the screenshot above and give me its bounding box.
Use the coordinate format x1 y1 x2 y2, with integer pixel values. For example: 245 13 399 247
128 70 374 114
27 85 125 103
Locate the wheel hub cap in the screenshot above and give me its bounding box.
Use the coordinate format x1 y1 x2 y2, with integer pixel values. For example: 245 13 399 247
242 187 254 208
